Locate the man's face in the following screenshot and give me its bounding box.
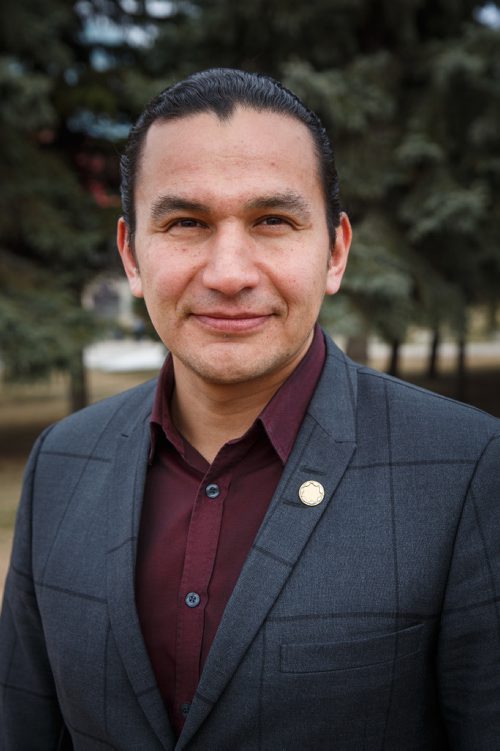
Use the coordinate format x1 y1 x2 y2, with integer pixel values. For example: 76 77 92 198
118 107 351 390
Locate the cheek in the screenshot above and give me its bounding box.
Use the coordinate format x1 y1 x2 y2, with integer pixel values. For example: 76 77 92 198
276 266 327 306
139 258 189 302
146 244 204 285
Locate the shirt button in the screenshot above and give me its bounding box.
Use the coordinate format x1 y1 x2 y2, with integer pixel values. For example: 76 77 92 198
185 592 201 608
180 702 191 717
205 483 220 499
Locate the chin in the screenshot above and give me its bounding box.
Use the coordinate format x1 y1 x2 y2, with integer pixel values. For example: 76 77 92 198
195 365 264 385
187 353 283 386
173 344 296 387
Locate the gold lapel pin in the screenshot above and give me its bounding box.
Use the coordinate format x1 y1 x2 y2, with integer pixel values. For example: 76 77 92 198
298 480 325 506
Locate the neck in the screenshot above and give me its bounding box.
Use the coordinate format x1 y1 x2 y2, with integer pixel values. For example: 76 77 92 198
170 362 294 464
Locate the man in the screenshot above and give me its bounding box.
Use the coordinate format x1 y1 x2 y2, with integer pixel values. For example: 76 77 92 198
1 69 499 750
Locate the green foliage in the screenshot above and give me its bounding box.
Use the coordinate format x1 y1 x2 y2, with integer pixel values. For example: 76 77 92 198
0 290 98 381
0 254 99 381
0 0 150 403
281 2 500 342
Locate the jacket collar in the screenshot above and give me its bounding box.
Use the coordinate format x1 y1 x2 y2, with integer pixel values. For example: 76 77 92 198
106 387 176 749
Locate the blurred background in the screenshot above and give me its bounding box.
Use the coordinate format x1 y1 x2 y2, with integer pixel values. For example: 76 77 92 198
1 0 500 590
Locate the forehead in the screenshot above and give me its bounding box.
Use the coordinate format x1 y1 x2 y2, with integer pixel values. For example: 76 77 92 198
136 107 322 200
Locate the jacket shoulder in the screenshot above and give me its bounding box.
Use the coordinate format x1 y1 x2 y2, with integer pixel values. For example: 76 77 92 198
40 378 157 458
356 364 500 453
315 334 499 454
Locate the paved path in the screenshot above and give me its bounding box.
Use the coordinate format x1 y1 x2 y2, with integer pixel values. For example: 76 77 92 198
84 339 166 372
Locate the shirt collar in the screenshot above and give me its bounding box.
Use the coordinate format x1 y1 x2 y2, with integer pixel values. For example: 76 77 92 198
149 324 326 465
256 324 325 462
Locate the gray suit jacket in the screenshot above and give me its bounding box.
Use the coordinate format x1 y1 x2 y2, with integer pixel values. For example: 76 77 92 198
1 336 500 750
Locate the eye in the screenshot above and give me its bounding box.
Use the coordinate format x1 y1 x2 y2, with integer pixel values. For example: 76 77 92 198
163 217 208 234
257 215 294 229
171 218 204 228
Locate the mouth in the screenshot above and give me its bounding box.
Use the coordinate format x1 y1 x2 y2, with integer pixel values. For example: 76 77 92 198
191 313 272 333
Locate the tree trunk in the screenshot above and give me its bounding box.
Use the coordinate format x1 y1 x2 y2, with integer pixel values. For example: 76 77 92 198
69 348 88 413
345 335 369 365
487 299 497 331
427 328 440 379
456 335 467 403
387 338 401 378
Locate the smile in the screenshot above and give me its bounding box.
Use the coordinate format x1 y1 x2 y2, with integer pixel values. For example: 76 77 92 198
192 314 272 333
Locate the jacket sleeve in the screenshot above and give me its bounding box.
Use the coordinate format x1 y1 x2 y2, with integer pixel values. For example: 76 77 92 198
0 429 72 750
437 432 500 748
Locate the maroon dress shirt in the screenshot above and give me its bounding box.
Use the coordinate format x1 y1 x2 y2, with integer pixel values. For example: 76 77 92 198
135 326 326 737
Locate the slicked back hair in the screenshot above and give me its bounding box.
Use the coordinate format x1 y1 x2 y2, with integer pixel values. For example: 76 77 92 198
120 68 341 243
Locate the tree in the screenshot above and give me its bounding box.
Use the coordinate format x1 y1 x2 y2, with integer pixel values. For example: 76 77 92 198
0 0 159 409
397 19 500 389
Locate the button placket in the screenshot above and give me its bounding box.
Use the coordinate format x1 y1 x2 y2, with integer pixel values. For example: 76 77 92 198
174 474 227 721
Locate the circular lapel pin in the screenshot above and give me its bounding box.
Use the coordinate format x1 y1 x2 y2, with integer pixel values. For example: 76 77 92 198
299 480 325 506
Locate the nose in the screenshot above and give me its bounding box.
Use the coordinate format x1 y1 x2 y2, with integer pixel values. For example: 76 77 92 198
201 223 260 296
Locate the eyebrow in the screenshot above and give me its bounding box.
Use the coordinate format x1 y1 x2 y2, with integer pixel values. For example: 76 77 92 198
150 191 312 223
150 196 209 222
245 192 312 220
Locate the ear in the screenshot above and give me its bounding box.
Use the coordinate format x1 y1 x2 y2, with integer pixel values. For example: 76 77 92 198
117 217 144 298
325 212 352 296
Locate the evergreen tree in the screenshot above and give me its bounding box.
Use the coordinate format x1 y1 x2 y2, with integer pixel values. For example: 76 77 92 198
0 0 158 409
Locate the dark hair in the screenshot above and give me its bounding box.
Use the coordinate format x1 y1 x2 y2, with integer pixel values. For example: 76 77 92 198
120 68 341 242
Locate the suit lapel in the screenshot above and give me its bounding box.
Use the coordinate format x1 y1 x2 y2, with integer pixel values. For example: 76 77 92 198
106 398 176 750
179 338 358 747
